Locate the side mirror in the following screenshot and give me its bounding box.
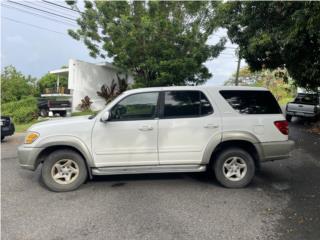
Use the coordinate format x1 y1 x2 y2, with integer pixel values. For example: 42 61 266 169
101 111 110 122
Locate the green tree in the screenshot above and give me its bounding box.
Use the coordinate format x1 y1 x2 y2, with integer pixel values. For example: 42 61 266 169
38 73 68 93
217 1 320 90
224 66 260 86
1 65 39 103
67 1 225 87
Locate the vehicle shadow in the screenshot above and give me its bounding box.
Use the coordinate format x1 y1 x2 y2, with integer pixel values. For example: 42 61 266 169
89 171 222 188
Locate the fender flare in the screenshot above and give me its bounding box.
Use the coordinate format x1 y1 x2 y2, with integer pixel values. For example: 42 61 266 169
202 131 263 164
35 135 95 168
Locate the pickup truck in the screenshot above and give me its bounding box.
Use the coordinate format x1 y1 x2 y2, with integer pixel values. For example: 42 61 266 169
38 98 71 117
285 93 320 122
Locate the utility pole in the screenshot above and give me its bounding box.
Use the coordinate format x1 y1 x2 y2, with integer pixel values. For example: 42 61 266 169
235 51 241 86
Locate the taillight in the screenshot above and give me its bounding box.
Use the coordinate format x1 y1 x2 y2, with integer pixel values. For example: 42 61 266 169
274 120 289 135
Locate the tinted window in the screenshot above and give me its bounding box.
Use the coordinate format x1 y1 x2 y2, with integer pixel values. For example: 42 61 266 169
200 92 214 115
293 94 319 105
220 90 281 114
163 91 213 118
111 92 159 120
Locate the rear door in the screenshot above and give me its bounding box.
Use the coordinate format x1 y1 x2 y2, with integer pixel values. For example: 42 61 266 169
158 90 221 165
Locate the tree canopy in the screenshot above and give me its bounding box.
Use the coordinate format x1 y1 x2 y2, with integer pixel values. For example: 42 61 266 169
217 1 320 90
1 66 39 103
67 0 225 87
38 73 68 93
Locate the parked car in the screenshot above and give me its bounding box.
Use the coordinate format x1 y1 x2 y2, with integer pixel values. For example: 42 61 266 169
285 93 320 122
18 86 294 192
1 116 15 141
38 98 71 117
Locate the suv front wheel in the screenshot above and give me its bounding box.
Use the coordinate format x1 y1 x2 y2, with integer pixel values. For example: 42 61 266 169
41 149 88 192
213 148 255 188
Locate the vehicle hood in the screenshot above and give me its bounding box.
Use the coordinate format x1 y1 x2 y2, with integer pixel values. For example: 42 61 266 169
28 116 95 133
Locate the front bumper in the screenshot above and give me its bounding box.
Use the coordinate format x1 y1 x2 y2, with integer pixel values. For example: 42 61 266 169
256 140 295 162
17 145 44 171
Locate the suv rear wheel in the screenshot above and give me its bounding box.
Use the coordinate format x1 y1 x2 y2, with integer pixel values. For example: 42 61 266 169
41 149 88 192
213 148 255 188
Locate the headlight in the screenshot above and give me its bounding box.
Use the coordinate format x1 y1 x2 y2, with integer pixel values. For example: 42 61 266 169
24 132 39 144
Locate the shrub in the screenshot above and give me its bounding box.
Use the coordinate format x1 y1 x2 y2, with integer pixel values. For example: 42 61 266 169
78 96 92 111
97 79 118 104
1 65 39 103
97 74 128 104
1 97 38 123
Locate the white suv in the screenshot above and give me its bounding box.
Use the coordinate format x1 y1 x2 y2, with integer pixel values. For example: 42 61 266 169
18 86 294 192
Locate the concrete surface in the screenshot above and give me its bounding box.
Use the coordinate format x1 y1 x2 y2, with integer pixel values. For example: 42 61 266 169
1 119 319 240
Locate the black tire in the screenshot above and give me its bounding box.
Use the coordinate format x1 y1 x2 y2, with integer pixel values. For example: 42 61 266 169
1 136 5 141
285 115 292 122
213 148 255 188
59 111 67 117
40 108 48 117
41 149 88 192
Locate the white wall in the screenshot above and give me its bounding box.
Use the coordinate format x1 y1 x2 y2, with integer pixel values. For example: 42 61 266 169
68 59 133 112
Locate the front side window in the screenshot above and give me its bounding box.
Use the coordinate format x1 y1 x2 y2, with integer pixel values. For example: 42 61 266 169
111 92 159 120
163 91 213 118
220 90 281 114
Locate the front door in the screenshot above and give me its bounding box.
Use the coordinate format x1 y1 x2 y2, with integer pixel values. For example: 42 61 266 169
92 92 160 167
158 90 221 165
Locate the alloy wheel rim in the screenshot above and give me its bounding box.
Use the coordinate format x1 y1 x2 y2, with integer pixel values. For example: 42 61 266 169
51 159 79 185
222 156 247 181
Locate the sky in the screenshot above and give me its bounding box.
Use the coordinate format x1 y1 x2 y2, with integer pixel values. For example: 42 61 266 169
1 0 246 86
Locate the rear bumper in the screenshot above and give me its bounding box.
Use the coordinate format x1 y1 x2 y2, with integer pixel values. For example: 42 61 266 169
256 140 295 162
286 111 317 118
17 145 43 171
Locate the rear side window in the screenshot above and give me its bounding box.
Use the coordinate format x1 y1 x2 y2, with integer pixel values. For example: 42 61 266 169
220 90 281 114
163 91 213 118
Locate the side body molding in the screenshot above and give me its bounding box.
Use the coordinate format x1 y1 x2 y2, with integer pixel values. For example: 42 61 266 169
35 135 95 168
222 131 260 143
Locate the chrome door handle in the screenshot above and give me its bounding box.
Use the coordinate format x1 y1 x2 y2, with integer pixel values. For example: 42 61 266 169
204 124 219 129
138 125 153 131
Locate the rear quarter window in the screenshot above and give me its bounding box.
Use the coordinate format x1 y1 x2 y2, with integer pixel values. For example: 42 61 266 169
220 90 282 114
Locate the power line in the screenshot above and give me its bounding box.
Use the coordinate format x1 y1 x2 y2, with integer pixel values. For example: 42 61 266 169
2 3 77 27
8 0 77 22
31 1 79 19
2 16 69 36
42 0 82 13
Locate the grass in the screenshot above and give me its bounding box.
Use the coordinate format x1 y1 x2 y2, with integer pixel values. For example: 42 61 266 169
15 119 48 133
71 110 96 117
